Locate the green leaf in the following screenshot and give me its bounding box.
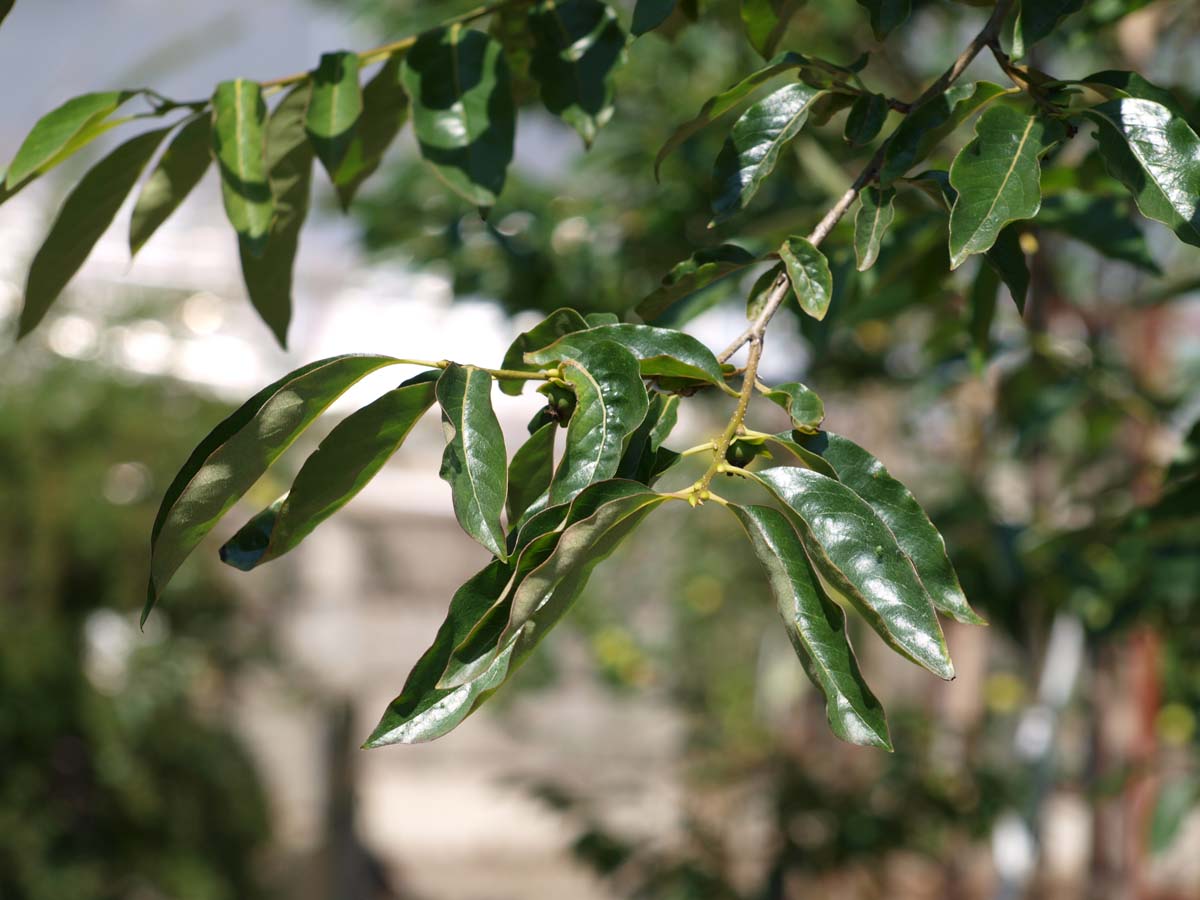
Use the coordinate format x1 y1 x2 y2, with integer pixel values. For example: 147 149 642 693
711 83 825 224
500 307 590 395
211 79 273 257
618 393 679 483
729 504 891 749
437 363 509 559
856 0 910 40
780 236 833 320
551 341 650 504
760 432 838 479
238 84 315 348
18 127 170 338
791 433 985 625
1149 776 1199 855
1083 99 1200 248
763 382 824 433
637 244 758 321
332 56 410 211
632 0 675 36
1080 70 1189 120
844 92 888 146
754 466 955 679
402 25 515 208
6 90 138 188
525 322 726 387
507 422 558 525
219 372 438 571
968 255 999 366
880 82 1008 186
853 186 895 271
984 224 1029 313
655 51 816 180
746 263 784 319
585 312 620 326
1016 0 1084 53
1038 191 1159 274
739 0 802 59
306 51 364 178
528 0 628 147
948 105 1064 269
129 114 213 256
144 355 404 624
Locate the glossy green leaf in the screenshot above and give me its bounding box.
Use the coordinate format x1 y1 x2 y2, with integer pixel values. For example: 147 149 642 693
856 0 910 40
18 127 170 338
637 243 758 321
632 0 675 36
306 51 364 178
739 0 802 59
1084 99 1200 248
880 82 1008 186
983 224 1029 313
129 114 213 256
618 393 679 483
853 186 895 271
1016 0 1083 53
794 432 984 625
6 90 137 188
238 84 315 348
1080 70 1188 119
551 341 649 504
507 422 557 525
333 56 409 211
500 307 590 395
763 382 824 433
780 236 833 320
711 83 825 224
754 466 955 679
211 79 273 257
402 25 515 208
729 504 891 749
144 355 404 624
760 432 838 479
219 372 438 571
948 105 1064 269
526 323 726 387
746 263 784 320
844 92 887 146
528 0 627 147
437 363 508 559
655 51 815 179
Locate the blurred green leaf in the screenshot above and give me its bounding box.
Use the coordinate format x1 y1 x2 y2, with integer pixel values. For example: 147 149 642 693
332 56 409 210
638 243 758 321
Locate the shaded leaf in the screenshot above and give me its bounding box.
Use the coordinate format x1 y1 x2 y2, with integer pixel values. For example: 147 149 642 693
844 92 888 145
740 0 803 59
1016 0 1084 54
754 466 955 679
854 186 895 271
763 382 824 432
306 51 364 178
526 322 726 386
856 0 910 40
507 422 558 525
1038 191 1160 273
6 90 138 188
780 236 833 320
746 263 784 319
212 79 273 256
437 363 509 559
500 307 590 395
983 224 1029 313
632 0 675 36
618 392 679 483
18 127 170 337
760 431 838 479
129 114 213 256
637 243 758 321
968 256 999 366
729 504 891 749
333 56 410 210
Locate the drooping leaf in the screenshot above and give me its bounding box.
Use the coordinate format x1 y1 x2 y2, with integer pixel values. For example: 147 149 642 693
129 114 213 256
1083 98 1200 248
1037 191 1160 273
948 105 1064 269
763 382 824 433
844 91 888 145
637 243 758 321
402 25 515 208
711 82 825 224
6 90 138 188
306 51 364 178
632 0 675 36
499 307 590 395
237 83 315 348
528 0 628 147
746 263 784 319
754 466 955 679
526 323 726 387
729 504 891 749
739 0 803 59
1016 0 1084 54
551 341 649 504
880 82 1008 186
18 127 170 338
436 363 509 559
856 0 910 40
853 186 895 271
211 79 273 257
791 432 985 625
332 56 410 210
983 224 1029 313
219 371 438 571
968 256 999 366
144 355 404 624
507 421 557 525
618 392 679 483
780 236 833 320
